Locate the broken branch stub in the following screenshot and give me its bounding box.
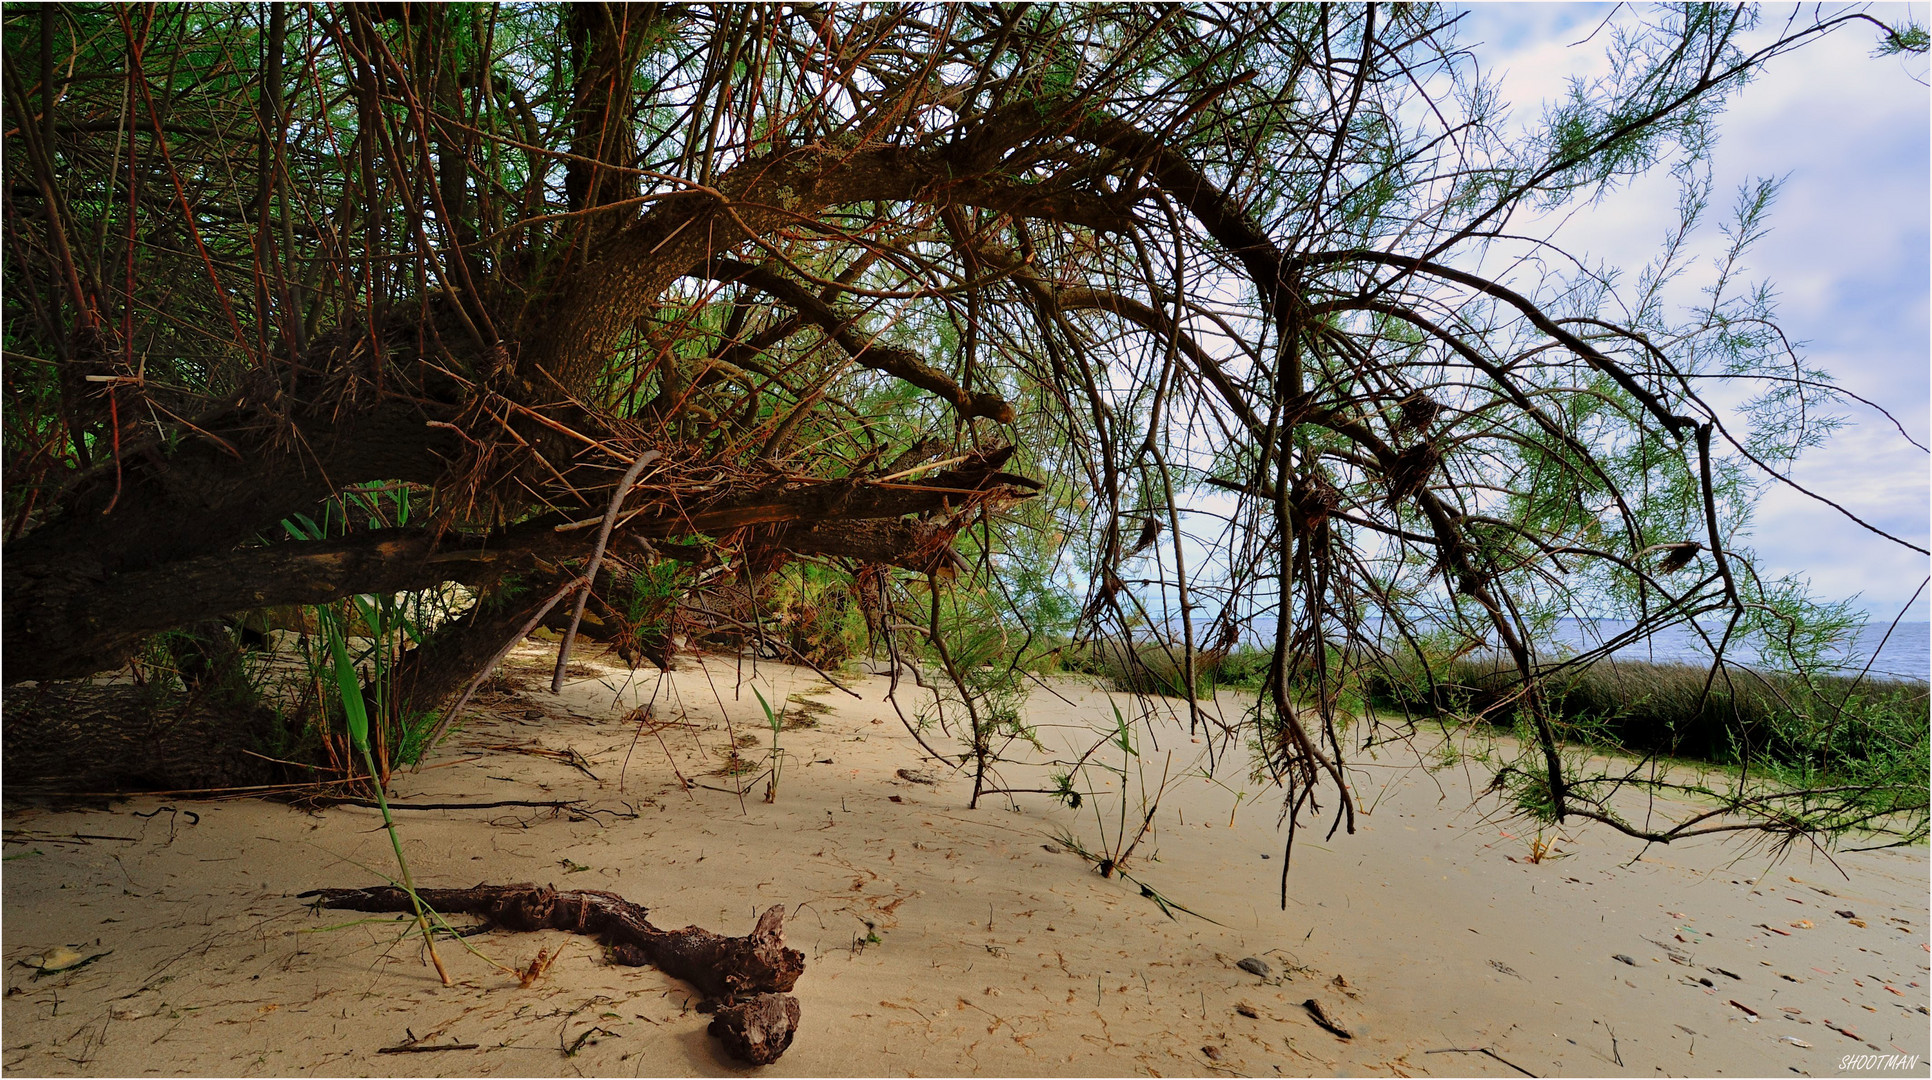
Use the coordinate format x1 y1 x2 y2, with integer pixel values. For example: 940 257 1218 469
708 993 803 1065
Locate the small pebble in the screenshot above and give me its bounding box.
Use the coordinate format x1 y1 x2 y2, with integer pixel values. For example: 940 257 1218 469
1237 956 1272 978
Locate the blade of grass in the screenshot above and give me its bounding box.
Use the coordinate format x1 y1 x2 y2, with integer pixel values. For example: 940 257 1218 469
326 617 451 986
755 687 785 802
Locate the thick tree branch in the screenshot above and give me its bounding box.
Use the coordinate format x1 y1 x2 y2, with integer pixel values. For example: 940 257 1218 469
4 452 1038 682
526 102 1071 392
695 258 1013 422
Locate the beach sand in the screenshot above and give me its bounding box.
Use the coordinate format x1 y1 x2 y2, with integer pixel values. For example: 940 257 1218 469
4 643 1927 1076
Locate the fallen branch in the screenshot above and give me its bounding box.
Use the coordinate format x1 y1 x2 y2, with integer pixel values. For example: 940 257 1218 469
300 883 804 1064
6 451 1037 683
377 1041 479 1054
311 798 589 812
1424 1047 1538 1077
553 448 662 693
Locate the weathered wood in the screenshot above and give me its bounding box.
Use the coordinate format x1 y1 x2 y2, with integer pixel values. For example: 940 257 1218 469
300 883 805 1063
707 993 802 1065
13 392 461 579
3 529 533 683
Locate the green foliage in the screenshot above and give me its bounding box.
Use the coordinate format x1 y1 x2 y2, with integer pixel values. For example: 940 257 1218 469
753 687 786 803
323 620 372 752
280 488 456 773
911 579 1041 806
1061 639 1293 699
1876 21 1931 56
609 561 693 664
318 606 449 982
766 563 865 669
1367 650 1929 842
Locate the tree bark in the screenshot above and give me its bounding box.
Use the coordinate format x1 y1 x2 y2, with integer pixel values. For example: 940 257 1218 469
13 392 460 577
5 451 1036 683
5 528 529 683
523 102 1068 392
383 574 575 720
2 681 279 791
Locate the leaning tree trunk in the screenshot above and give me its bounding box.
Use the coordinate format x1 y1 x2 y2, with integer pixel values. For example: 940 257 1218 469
380 573 577 720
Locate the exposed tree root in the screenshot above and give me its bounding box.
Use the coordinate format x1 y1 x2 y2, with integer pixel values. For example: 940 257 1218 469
707 993 803 1065
300 883 803 1064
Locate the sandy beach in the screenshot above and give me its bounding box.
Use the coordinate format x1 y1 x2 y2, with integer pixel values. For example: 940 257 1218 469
4 642 1927 1077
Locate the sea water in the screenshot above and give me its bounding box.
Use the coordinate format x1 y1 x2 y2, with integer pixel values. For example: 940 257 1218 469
1528 618 1928 682
1341 617 1931 682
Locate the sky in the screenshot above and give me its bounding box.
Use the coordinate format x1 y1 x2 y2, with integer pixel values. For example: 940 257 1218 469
1455 3 1931 622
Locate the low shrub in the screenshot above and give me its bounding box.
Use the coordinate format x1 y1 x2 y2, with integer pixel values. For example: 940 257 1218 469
1060 638 1276 697
1363 652 1930 780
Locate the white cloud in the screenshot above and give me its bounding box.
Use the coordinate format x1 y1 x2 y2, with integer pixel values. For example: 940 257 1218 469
1464 4 1931 617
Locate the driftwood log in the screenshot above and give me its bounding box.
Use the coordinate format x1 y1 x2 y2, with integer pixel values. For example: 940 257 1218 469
300 883 804 1064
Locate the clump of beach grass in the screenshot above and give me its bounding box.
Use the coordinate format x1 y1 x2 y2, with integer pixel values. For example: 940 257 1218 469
1060 637 1274 698
1364 652 1929 828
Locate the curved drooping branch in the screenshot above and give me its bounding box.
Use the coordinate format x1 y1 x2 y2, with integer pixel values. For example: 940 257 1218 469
1009 263 1584 810
695 258 1014 422
523 103 1069 393
1295 249 1700 436
1078 115 1300 332
1007 115 1850 826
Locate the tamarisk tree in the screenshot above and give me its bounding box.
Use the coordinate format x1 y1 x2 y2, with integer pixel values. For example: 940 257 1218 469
4 4 1924 842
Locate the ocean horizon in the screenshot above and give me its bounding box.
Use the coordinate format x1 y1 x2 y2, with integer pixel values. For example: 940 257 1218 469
1430 617 1931 683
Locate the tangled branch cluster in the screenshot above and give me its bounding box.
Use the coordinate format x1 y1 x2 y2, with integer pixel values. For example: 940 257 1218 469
4 4 1923 844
